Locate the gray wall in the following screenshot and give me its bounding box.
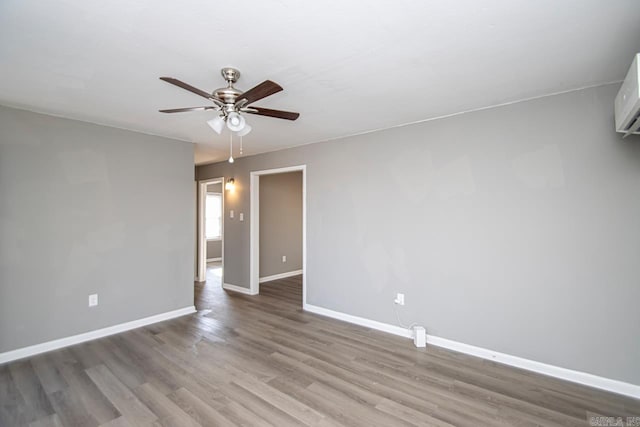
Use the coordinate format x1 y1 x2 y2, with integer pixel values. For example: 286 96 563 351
207 182 222 193
197 83 640 385
206 240 222 260
259 172 302 278
206 182 222 259
0 105 195 353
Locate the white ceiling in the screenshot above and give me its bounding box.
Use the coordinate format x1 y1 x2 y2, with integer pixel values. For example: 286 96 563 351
1 1 639 164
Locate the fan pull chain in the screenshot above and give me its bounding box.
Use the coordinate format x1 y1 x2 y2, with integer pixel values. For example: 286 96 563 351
240 135 243 155
228 133 234 163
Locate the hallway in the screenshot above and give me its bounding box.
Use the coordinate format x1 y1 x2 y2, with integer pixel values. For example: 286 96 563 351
194 261 222 311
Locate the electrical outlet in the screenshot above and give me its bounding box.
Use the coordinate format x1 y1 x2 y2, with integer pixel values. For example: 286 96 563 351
88 294 98 307
239 212 244 221
282 255 287 263
394 293 405 305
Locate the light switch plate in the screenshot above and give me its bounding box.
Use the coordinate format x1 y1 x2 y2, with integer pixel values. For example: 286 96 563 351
230 210 234 219
89 294 98 307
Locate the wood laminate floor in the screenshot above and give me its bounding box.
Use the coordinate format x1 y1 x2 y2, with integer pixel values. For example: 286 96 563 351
1 265 639 426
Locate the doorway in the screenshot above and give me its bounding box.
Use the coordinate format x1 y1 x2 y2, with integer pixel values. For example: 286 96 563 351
197 177 224 286
250 165 306 305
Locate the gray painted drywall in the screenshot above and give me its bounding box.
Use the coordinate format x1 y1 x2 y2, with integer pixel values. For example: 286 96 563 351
197 83 640 385
0 105 195 353
206 240 222 260
206 182 222 259
207 182 222 193
259 172 302 278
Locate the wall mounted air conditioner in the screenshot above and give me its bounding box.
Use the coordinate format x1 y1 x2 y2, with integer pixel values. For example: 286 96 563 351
615 53 640 137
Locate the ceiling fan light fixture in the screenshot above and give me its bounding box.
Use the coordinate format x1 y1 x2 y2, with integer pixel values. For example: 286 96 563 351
237 124 252 137
226 112 246 132
207 116 225 134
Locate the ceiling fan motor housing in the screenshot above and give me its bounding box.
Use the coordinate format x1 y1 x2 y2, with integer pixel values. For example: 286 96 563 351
213 86 242 106
213 68 243 107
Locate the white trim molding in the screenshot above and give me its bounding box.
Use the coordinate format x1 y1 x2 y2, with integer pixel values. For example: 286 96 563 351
223 283 258 295
424 335 640 399
302 303 640 399
304 304 412 339
0 306 196 365
206 257 222 262
259 270 303 283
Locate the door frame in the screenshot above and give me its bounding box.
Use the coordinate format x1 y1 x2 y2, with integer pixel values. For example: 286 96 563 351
250 165 306 303
197 177 225 283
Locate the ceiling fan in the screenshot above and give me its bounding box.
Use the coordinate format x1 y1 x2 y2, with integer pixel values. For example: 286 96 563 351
159 67 299 136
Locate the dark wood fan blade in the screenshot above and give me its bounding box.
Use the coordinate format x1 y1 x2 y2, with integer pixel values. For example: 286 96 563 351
244 106 300 121
159 106 217 113
159 77 223 105
236 80 283 106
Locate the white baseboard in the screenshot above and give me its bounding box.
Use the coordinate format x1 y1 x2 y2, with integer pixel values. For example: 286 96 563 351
424 335 640 399
304 304 412 338
206 257 222 262
0 306 196 365
223 283 257 295
302 303 640 399
259 269 303 283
